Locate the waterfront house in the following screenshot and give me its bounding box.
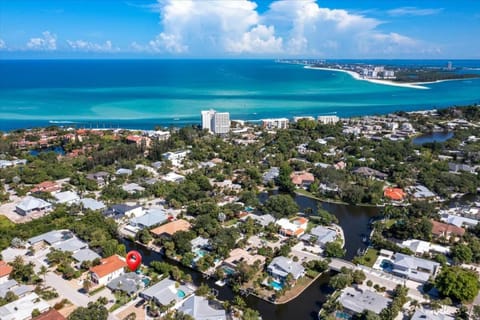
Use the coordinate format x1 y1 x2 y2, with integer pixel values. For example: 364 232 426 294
399 239 449 255
90 255 127 286
391 253 440 283
409 185 437 200
276 217 308 237
384 187 406 201
190 236 210 252
223 248 266 271
267 256 305 281
300 225 337 247
0 261 12 284
140 278 193 307
15 196 52 215
431 220 465 240
290 171 315 188
103 204 143 220
352 167 388 180
245 213 276 227
0 293 50 320
107 272 145 296
177 295 227 320
150 219 191 238
53 190 80 205
339 287 391 316
128 208 168 230
440 214 479 228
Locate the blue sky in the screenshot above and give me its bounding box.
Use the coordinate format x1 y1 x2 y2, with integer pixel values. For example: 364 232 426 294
0 0 479 58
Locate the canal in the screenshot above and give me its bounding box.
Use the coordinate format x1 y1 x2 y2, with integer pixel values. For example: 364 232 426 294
412 131 453 145
124 194 381 320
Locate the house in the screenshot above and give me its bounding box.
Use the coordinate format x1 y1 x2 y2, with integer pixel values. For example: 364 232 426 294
104 204 143 219
90 255 127 286
391 253 440 283
79 198 106 211
30 181 61 193
0 292 50 319
177 295 227 320
0 279 33 299
72 248 101 265
32 309 66 320
410 185 437 200
0 261 12 284
128 208 168 230
151 161 163 170
431 220 465 239
28 230 76 249
290 171 315 187
107 272 145 296
334 161 346 170
276 217 308 237
161 172 186 183
86 171 110 187
0 293 50 320
140 278 193 307
448 163 476 174
384 187 406 201
126 135 151 148
339 287 391 315
52 237 88 253
54 191 80 205
246 214 275 227
190 236 210 251
440 214 479 228
300 225 337 247
150 219 191 238
400 239 449 255
223 248 266 270
122 183 145 194
116 168 132 176
411 308 454 320
16 196 52 215
162 150 190 166
267 256 305 281
352 167 388 179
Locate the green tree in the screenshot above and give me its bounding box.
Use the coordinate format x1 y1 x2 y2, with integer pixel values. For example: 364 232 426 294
435 266 479 303
262 194 299 219
68 302 108 320
324 242 345 258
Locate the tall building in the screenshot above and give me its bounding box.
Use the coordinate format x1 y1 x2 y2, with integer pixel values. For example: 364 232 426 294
447 61 453 70
262 118 289 129
317 115 339 124
201 109 230 134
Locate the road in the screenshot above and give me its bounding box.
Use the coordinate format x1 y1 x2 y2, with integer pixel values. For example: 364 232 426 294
44 272 90 307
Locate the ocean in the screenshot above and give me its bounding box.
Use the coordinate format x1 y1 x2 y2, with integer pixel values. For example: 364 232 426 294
1 59 480 131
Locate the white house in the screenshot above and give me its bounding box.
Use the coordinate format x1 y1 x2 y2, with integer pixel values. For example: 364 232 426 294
15 196 52 215
89 255 127 286
54 190 80 205
162 150 190 166
0 293 50 320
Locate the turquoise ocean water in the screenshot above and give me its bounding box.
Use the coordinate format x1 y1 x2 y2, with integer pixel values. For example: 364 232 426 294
0 59 479 130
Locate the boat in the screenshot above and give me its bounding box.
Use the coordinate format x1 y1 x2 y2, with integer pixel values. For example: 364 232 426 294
215 279 226 287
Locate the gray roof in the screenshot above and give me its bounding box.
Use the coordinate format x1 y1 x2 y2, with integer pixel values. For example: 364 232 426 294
249 214 276 227
116 168 132 175
190 236 210 249
0 280 18 298
122 183 145 193
54 191 80 204
411 308 454 320
339 287 391 314
353 167 388 178
28 229 74 245
80 198 106 211
52 237 87 252
0 293 50 320
140 278 194 306
441 214 479 228
72 248 101 263
307 226 337 246
263 167 279 183
107 272 144 295
448 163 475 173
411 185 436 198
392 253 439 282
11 284 33 297
178 295 227 320
267 256 305 279
16 196 51 212
130 208 168 228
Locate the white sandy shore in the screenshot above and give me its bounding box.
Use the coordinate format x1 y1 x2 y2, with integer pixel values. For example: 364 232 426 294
304 65 430 90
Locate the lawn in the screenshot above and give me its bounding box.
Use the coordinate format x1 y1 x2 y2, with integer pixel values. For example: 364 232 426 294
355 248 378 267
0 215 14 229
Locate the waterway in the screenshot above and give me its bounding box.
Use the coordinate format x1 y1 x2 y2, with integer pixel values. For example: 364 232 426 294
412 131 453 145
123 193 380 320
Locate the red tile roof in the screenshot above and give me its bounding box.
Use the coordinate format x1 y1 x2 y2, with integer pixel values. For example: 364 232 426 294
431 220 465 237
290 172 314 185
150 219 191 236
384 187 406 201
31 181 60 193
0 260 12 278
89 255 126 279
33 309 66 320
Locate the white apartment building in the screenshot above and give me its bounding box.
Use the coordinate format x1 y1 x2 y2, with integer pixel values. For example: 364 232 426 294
262 118 289 129
201 109 230 134
317 115 340 124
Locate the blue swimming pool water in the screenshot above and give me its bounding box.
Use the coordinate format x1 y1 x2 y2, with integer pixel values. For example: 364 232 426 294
270 280 284 291
177 290 186 298
380 259 393 272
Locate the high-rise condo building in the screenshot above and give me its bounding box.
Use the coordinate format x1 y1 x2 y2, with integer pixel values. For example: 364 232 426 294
201 109 230 134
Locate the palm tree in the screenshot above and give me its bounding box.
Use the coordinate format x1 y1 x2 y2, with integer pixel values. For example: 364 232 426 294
39 265 48 284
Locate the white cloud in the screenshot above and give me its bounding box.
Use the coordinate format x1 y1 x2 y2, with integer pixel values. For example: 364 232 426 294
388 7 443 17
67 39 119 52
0 39 5 49
226 25 283 54
26 31 57 50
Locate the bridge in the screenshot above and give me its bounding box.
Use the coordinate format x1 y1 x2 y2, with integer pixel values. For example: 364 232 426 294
328 258 356 272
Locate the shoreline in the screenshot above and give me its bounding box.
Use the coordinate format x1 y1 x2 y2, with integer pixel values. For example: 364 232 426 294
304 65 430 90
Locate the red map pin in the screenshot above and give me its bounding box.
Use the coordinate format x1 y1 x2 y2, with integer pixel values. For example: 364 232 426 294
126 250 142 271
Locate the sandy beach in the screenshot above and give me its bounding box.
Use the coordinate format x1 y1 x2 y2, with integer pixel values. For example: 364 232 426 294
304 65 430 90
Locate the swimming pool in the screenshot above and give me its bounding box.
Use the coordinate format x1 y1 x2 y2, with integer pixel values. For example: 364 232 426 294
335 311 352 319
380 259 393 273
223 266 236 275
177 290 186 298
269 280 284 291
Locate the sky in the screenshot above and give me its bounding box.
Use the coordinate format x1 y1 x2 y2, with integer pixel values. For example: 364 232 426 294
0 0 479 59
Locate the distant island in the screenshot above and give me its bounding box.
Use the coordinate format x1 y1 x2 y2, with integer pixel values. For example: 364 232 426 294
278 59 479 89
